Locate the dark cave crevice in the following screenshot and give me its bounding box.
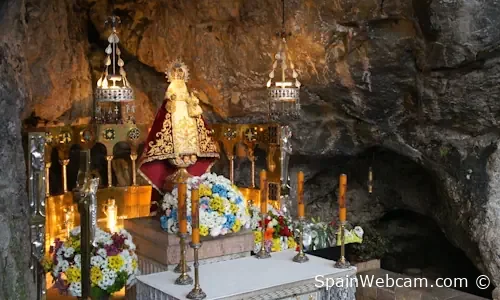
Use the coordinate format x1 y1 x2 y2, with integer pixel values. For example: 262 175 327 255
376 209 493 298
412 0 438 42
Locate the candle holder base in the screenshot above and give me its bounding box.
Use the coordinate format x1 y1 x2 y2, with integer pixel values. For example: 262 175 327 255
293 216 308 263
334 258 351 269
292 252 309 263
174 232 192 273
187 287 207 300
174 273 194 285
174 263 192 273
255 248 271 259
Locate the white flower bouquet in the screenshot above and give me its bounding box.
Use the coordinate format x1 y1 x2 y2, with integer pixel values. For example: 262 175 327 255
159 172 251 237
42 227 140 298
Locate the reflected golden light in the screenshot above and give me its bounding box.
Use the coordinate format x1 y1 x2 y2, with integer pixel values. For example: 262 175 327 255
45 186 152 251
63 206 76 238
238 187 279 210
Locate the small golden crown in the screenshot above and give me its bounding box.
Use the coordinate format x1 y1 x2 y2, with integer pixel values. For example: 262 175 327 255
166 59 190 82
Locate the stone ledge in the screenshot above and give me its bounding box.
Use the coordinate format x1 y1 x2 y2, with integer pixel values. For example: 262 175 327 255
354 259 381 273
125 217 254 266
356 269 489 300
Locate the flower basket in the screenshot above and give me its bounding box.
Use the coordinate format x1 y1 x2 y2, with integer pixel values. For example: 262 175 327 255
159 173 251 237
249 205 296 253
43 227 140 298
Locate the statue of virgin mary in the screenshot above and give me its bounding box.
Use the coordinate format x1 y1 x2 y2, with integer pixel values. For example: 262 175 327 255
138 60 219 198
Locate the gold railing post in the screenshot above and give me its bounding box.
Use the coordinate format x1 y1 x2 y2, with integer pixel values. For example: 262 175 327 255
229 155 235 183
130 153 138 186
61 159 70 193
250 156 256 188
106 155 113 187
45 162 51 197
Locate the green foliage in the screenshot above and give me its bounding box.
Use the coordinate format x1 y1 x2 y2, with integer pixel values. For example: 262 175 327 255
107 271 128 294
91 286 108 298
90 271 127 297
350 225 389 261
309 217 337 249
439 146 449 157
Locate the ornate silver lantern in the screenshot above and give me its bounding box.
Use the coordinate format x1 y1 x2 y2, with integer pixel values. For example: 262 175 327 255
266 0 301 122
95 16 135 124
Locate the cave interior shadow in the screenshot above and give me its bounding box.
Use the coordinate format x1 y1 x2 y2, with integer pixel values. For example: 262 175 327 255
299 146 493 298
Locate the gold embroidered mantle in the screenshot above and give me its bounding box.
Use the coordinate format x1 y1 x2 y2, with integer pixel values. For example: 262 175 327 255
141 112 219 164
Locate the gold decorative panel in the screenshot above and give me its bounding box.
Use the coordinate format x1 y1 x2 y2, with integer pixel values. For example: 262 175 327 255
45 186 151 250
211 123 283 204
26 121 285 252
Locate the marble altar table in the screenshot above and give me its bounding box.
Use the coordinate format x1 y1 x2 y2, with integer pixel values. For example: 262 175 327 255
135 250 357 300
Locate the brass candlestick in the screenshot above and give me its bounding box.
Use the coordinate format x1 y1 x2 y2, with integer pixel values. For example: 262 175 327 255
174 232 193 284
187 242 206 299
172 167 192 275
368 166 373 194
255 212 271 259
293 216 309 263
334 221 350 268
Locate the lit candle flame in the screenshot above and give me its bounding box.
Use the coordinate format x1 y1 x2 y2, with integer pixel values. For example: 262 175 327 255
104 198 118 233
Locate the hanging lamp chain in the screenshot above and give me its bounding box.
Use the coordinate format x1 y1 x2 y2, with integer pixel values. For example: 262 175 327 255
278 0 290 38
282 0 285 29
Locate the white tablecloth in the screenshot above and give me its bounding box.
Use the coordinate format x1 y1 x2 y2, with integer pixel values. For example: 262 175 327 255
135 250 356 300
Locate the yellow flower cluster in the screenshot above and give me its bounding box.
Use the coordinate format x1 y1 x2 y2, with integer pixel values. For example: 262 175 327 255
90 266 103 286
287 237 296 249
232 219 242 232
66 267 81 283
199 225 209 236
230 203 238 214
108 255 124 271
199 184 212 197
65 238 80 250
209 196 224 213
41 256 53 272
132 259 138 270
272 238 281 252
254 231 262 243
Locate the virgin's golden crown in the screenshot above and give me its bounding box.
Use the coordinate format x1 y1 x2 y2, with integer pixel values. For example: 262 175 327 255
166 60 190 82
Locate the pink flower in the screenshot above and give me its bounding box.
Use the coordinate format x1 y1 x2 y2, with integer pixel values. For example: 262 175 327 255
105 244 120 256
111 233 126 249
